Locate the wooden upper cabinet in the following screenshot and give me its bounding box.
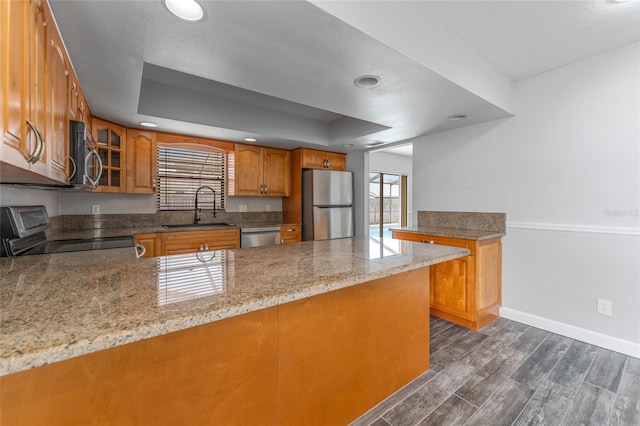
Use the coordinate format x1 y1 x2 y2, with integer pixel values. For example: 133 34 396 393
0 0 49 178
229 144 290 196
1 0 88 185
127 129 157 194
230 144 263 196
300 148 346 171
324 151 346 171
263 148 290 196
92 117 126 192
47 28 71 183
26 0 49 177
1 0 30 172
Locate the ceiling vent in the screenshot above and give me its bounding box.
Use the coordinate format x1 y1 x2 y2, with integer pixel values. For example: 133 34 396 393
364 141 385 147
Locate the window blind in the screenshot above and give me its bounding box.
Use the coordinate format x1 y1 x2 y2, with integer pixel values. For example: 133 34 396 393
157 144 225 210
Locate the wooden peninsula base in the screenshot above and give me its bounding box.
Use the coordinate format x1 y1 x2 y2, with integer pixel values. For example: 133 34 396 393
1 268 430 425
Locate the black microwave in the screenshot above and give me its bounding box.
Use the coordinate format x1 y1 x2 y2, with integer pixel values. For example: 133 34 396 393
69 120 102 189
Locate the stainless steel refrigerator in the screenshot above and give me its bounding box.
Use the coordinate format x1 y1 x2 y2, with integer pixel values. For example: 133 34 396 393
302 169 354 241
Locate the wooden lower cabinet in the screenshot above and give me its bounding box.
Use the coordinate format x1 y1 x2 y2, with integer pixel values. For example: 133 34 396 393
134 233 161 258
392 231 502 330
280 225 301 244
0 268 430 426
161 229 240 256
134 229 241 257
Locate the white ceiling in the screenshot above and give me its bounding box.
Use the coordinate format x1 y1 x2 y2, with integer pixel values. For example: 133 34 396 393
420 0 640 81
49 0 640 155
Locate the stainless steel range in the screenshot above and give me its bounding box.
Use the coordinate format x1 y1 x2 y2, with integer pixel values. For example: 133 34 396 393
0 206 134 257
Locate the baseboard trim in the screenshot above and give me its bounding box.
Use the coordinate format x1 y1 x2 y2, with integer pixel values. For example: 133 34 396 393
506 222 639 236
500 307 640 358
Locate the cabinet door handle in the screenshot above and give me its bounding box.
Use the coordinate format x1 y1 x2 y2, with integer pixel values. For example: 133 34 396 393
84 149 103 187
263 185 267 194
25 120 45 163
66 156 77 180
421 240 435 244
33 123 45 163
286 228 294 232
205 244 209 251
25 121 38 162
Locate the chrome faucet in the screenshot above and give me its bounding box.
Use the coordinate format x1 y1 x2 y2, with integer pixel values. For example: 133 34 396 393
194 186 217 224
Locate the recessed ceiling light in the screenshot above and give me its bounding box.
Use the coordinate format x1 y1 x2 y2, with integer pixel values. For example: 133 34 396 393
244 138 257 142
354 75 381 89
164 0 205 22
343 144 355 148
139 122 158 128
448 114 467 121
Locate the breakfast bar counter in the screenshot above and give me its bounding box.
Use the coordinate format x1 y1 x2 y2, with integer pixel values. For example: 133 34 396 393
1 237 468 425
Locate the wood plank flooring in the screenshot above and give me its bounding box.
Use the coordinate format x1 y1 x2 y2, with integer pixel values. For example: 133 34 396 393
352 316 640 426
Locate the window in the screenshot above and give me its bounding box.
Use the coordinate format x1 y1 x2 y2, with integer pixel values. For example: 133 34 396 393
157 144 226 210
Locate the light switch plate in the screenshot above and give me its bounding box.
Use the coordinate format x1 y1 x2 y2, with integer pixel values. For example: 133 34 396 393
91 205 101 215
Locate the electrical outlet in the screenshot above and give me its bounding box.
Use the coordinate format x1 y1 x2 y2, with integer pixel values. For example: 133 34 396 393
239 205 247 212
597 298 612 316
91 205 101 215
266 204 271 212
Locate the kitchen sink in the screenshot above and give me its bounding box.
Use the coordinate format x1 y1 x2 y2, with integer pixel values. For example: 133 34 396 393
162 223 235 229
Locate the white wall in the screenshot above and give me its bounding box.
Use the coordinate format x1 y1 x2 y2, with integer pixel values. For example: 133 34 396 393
0 186 61 217
347 150 370 236
369 151 413 226
411 42 640 356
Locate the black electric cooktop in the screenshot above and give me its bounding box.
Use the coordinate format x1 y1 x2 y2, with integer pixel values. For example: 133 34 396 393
17 235 134 255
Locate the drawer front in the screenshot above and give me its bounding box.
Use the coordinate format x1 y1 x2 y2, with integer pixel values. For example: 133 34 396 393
280 225 301 243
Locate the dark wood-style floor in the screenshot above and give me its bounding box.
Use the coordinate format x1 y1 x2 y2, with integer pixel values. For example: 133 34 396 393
352 316 640 426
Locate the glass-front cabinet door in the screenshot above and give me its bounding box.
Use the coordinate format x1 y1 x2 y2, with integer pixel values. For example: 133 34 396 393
92 117 126 192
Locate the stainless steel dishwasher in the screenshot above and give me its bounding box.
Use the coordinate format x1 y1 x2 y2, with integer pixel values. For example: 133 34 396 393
240 226 282 248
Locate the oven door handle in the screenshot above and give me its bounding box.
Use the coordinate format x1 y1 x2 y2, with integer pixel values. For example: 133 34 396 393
135 244 146 259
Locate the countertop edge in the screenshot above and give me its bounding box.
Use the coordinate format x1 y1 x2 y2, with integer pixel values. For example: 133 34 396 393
390 227 506 241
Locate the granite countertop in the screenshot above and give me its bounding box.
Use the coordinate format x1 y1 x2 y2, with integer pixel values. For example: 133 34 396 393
0 237 467 376
390 226 506 241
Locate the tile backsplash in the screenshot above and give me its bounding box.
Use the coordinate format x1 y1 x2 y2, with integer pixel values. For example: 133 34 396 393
50 211 284 232
417 211 506 233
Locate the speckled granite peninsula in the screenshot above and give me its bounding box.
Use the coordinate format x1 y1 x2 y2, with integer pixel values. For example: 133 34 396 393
1 236 469 425
0 236 467 376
